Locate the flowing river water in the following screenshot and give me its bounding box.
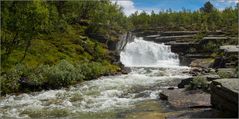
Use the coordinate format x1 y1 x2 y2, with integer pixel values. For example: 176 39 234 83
0 37 191 118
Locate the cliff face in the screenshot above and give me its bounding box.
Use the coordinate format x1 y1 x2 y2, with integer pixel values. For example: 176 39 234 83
116 32 135 52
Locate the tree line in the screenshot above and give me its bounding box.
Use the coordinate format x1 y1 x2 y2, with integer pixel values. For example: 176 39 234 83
129 1 238 35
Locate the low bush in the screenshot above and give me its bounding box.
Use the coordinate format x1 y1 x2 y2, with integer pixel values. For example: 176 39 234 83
47 60 84 88
0 69 21 95
1 60 119 94
187 76 208 90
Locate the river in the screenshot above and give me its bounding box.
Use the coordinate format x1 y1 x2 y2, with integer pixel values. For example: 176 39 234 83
0 37 190 118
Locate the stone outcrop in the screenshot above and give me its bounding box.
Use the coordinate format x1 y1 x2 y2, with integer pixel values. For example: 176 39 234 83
220 45 239 53
210 79 239 116
115 32 135 74
190 59 214 68
116 32 134 52
177 74 220 88
159 89 211 109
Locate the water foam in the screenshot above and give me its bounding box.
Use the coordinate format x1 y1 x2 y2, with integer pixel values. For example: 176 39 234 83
120 37 179 67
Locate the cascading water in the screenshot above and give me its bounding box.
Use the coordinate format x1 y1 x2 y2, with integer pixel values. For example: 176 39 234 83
0 37 190 118
120 37 179 67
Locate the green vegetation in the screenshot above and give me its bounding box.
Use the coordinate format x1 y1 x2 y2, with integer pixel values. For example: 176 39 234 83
1 0 128 95
129 1 238 35
0 60 118 94
187 76 208 90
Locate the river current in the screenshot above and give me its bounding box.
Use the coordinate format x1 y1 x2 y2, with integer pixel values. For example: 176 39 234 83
0 37 190 118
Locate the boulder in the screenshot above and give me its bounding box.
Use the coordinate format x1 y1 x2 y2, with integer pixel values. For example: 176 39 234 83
190 59 214 68
178 77 193 88
159 89 211 109
121 66 131 74
210 79 239 116
202 74 220 81
178 74 220 88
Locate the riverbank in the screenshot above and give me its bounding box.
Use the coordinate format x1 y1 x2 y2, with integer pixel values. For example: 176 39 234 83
132 28 238 117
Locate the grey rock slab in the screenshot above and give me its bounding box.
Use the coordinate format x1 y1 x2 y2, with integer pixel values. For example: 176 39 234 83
159 89 211 109
220 45 239 53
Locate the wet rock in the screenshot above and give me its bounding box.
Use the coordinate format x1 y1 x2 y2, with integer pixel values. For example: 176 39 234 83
178 78 193 88
121 67 131 74
168 87 175 90
190 59 214 68
189 67 202 76
178 74 220 88
134 92 151 98
159 89 211 109
167 42 198 54
210 78 239 116
202 74 220 81
159 93 168 100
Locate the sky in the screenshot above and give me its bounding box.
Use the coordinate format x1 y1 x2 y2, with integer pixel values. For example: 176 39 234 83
113 0 239 16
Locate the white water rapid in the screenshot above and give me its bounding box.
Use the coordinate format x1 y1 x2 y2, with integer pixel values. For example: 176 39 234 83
120 37 179 67
0 37 190 118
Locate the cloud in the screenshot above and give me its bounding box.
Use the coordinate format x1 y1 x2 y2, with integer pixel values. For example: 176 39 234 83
112 0 137 16
216 0 239 3
112 0 238 16
112 0 161 16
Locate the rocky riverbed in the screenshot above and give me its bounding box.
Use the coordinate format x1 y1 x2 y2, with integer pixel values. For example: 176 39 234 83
133 29 238 118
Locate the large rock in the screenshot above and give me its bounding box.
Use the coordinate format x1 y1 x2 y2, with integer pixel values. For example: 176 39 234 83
159 89 211 109
178 74 220 88
210 79 239 116
190 59 214 68
220 45 239 53
178 77 193 88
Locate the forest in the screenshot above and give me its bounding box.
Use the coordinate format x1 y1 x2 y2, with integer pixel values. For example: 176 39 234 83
0 0 238 94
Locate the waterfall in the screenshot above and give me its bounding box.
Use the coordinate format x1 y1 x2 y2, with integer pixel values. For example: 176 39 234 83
120 37 179 67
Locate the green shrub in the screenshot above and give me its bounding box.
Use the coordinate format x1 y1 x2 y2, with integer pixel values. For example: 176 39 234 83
0 69 21 94
76 62 101 80
47 60 84 87
187 76 208 90
1 59 119 94
193 32 205 42
29 64 51 85
76 62 114 80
